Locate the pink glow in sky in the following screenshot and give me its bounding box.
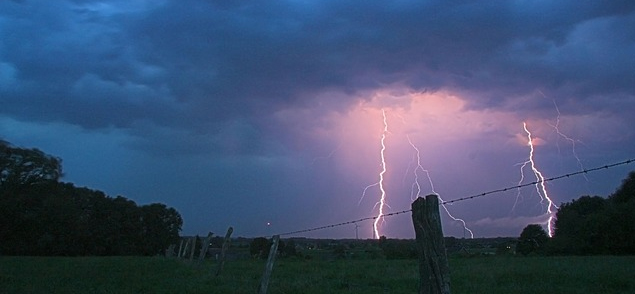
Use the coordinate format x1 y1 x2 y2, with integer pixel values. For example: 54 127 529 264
275 87 623 238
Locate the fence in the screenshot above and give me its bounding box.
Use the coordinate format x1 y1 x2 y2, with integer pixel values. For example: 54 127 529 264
168 158 634 293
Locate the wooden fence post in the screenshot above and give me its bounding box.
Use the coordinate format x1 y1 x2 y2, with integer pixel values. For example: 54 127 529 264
215 227 233 276
177 238 185 258
199 232 214 261
181 238 191 258
189 235 198 261
257 235 280 294
412 195 451 294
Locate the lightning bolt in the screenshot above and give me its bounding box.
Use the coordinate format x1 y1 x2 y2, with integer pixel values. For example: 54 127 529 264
539 91 587 179
363 108 474 239
406 135 474 239
311 143 342 165
372 109 389 239
518 122 558 237
358 109 389 239
549 100 588 182
406 135 431 201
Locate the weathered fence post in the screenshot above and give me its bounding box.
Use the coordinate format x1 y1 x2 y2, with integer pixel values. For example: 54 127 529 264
412 194 451 294
177 238 185 258
257 235 280 294
181 238 191 258
199 232 214 261
215 227 234 276
189 235 198 261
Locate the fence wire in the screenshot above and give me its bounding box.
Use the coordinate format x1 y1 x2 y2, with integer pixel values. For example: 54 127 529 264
275 158 635 237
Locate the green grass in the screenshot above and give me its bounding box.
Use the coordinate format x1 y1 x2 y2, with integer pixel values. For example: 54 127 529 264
1 255 634 293
451 256 635 294
0 256 212 294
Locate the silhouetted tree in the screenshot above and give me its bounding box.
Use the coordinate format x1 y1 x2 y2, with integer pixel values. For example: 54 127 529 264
552 172 635 255
139 203 183 255
552 196 609 255
0 140 62 189
0 140 183 256
609 171 635 204
106 196 144 255
517 224 549 255
605 172 635 254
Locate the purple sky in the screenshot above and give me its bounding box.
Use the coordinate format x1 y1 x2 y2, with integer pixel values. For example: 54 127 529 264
1 0 634 239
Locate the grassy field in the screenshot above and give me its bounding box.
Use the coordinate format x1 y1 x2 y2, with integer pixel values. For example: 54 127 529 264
1 255 634 293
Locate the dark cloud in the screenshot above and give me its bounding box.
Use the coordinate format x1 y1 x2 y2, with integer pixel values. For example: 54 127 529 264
2 1 633 153
129 0 635 118
2 0 634 132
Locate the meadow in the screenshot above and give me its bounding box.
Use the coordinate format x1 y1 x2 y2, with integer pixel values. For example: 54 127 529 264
1 255 633 294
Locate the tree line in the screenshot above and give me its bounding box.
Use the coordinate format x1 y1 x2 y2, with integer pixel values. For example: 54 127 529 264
0 140 182 256
518 171 635 255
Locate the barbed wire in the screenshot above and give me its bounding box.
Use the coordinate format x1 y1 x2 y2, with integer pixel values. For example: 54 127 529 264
441 158 634 205
274 158 634 237
278 209 411 237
